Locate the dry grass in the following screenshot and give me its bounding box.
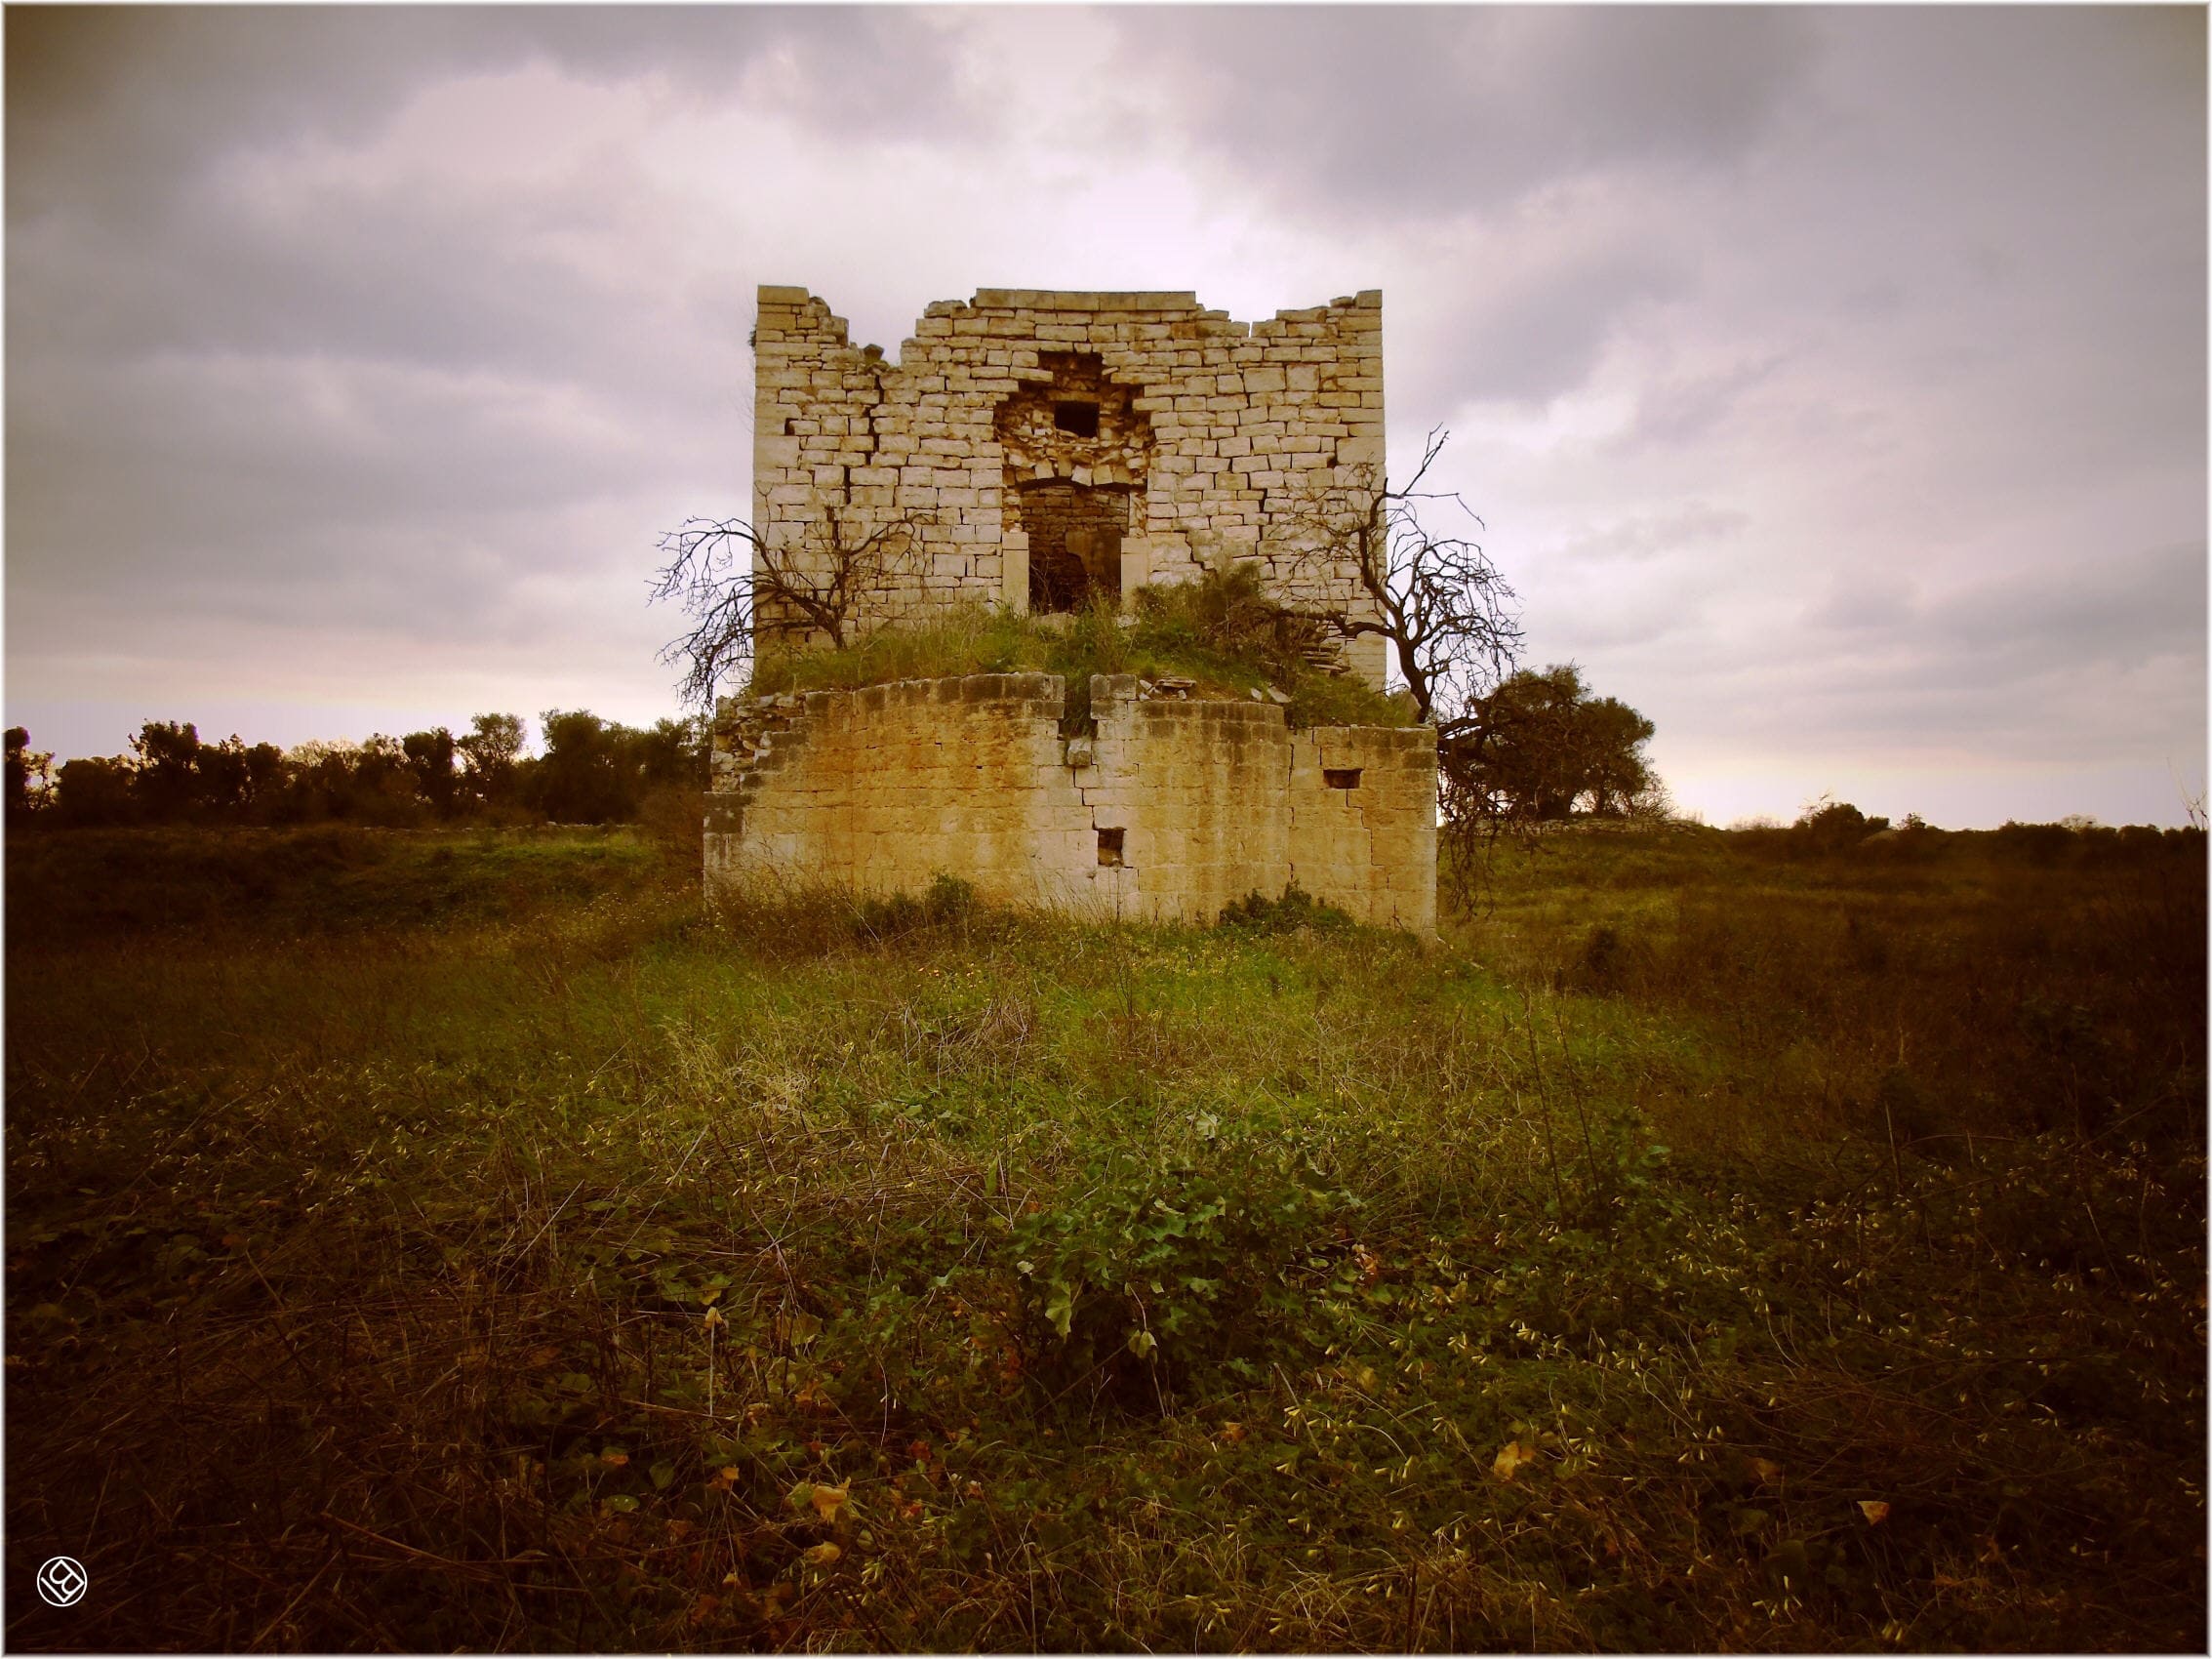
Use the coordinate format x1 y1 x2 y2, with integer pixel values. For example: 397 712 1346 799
745 590 1410 731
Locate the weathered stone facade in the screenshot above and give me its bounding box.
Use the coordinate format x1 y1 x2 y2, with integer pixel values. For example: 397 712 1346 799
752 286 1388 686
709 284 1435 932
706 674 1435 933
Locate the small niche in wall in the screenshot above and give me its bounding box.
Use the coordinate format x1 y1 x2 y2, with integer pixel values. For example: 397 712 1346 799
1054 400 1101 437
1323 768 1363 790
1096 827 1125 867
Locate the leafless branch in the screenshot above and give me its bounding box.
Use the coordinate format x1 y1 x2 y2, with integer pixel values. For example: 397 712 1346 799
1267 427 1528 880
1270 427 1521 732
650 503 931 709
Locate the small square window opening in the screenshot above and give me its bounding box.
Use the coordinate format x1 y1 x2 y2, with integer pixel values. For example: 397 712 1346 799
1323 768 1362 790
1054 401 1101 437
1096 827 1125 867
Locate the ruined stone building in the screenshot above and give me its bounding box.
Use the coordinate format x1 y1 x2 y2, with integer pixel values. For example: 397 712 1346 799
706 287 1437 933
747 285 1389 684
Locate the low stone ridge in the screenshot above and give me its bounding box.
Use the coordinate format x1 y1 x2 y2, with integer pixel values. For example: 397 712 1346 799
969 290 1201 312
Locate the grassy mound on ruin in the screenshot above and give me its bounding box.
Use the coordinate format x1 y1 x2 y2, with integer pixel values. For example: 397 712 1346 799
746 571 1414 731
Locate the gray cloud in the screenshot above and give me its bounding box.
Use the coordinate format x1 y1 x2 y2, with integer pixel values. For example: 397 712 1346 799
1106 6 1817 223
1411 237 1688 410
1644 540 2208 760
1925 541 2207 671
1559 504 1750 566
3 6 2201 829
6 8 767 685
1629 354 1790 449
6 8 979 217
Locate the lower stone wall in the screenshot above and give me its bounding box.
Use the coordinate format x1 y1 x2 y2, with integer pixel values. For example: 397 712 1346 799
1080 686 1292 923
1289 725 1440 926
705 674 1435 932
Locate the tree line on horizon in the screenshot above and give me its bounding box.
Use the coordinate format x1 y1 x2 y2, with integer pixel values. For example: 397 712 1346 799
4 711 706 830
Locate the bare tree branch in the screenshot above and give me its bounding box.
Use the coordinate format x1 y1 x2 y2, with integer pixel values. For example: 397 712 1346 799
650 503 931 709
1267 426 1529 880
1270 427 1521 728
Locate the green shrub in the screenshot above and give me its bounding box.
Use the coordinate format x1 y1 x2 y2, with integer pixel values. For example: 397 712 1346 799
750 605 1044 695
1219 881 1354 932
1006 1115 1355 1392
852 872 982 943
1560 921 1646 993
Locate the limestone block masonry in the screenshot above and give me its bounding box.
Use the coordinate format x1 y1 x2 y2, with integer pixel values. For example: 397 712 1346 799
753 286 1389 688
705 675 1436 935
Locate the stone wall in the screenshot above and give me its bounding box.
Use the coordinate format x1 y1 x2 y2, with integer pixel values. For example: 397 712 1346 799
706 675 1434 933
752 287 1389 686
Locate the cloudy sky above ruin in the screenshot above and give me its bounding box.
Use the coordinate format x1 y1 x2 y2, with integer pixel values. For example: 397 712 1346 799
8 5 2204 827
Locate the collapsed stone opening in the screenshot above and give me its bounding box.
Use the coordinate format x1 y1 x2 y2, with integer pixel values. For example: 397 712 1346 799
995 352 1152 615
1021 480 1130 613
1324 768 1363 790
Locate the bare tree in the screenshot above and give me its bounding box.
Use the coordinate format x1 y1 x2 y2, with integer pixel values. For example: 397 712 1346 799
651 504 931 708
1271 427 1521 731
1270 427 1530 872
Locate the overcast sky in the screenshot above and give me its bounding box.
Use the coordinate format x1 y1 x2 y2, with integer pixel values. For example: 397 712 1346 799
7 5 2204 827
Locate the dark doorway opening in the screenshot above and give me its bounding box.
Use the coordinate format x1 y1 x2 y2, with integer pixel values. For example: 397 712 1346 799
1020 480 1130 613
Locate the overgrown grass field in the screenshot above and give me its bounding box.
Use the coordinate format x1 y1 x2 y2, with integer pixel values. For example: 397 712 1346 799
6 824 2203 1650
